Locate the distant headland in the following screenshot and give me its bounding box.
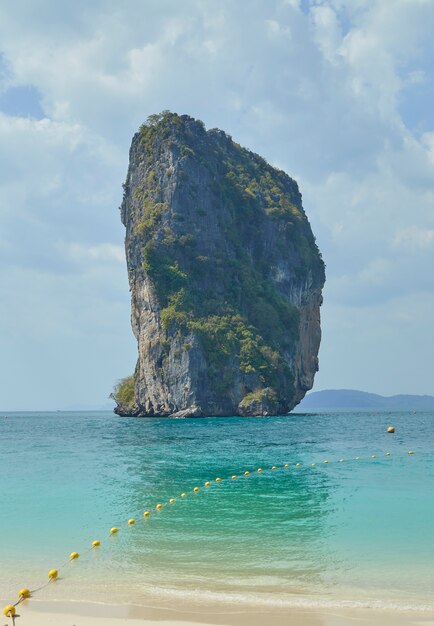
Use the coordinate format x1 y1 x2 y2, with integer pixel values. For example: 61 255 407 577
296 389 434 410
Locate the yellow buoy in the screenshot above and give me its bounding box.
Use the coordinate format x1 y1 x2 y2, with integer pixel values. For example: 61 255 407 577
231 475 237 479
48 569 58 580
128 519 135 525
193 487 199 492
156 503 163 509
169 498 175 503
371 455 377 458
311 463 316 467
110 527 118 534
69 551 79 560
387 426 395 433
205 481 211 486
143 511 151 517
92 540 100 547
181 492 187 497
3 605 15 617
244 471 250 475
18 588 30 599
271 466 277 470
295 463 302 467
408 450 414 455
323 460 329 464
257 468 263 472
215 477 222 482
339 459 344 463
284 463 289 468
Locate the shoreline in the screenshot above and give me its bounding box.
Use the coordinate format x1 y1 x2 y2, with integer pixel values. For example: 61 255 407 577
4 571 434 620
4 577 434 615
18 598 434 626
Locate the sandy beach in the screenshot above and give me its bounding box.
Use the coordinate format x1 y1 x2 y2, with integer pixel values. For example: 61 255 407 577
11 598 434 626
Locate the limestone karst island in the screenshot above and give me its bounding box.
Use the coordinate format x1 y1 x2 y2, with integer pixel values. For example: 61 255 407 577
112 112 325 417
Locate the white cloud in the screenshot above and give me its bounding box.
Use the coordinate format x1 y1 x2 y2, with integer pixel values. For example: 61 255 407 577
310 4 342 64
406 70 426 85
315 292 434 396
0 0 434 406
393 227 434 250
422 132 434 165
66 243 125 264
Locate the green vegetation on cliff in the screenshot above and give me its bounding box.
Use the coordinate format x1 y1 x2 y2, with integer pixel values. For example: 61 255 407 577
110 376 135 413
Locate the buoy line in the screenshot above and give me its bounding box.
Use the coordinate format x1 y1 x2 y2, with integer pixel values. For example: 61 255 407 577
3 449 416 621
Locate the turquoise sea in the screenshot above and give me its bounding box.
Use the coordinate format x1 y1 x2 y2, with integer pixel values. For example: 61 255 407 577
0 410 433 611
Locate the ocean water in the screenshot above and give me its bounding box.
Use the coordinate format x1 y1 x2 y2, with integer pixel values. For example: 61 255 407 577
0 410 433 611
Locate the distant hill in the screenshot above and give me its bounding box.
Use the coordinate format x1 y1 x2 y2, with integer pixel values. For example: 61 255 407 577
296 389 434 410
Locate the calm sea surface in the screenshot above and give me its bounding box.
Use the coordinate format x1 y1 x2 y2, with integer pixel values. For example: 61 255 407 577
0 410 433 610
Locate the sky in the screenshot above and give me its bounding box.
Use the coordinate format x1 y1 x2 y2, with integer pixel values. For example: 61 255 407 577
1 0 434 410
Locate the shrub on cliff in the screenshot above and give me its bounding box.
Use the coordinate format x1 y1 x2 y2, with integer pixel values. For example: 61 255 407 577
110 376 135 411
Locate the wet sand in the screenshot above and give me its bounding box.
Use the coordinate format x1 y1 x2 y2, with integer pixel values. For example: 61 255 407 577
16 598 434 626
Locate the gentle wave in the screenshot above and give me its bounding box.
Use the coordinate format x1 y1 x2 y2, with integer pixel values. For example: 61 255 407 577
141 584 434 611
32 586 434 613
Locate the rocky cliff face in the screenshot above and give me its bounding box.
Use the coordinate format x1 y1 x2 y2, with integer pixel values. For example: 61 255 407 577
114 112 325 417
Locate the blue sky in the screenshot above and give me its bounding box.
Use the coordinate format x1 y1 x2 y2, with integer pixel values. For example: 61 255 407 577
1 0 434 410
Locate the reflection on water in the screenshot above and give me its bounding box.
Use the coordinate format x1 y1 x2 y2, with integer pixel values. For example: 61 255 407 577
0 411 433 608
107 413 336 594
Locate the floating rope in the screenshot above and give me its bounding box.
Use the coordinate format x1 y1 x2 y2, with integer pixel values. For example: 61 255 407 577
3 449 415 620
